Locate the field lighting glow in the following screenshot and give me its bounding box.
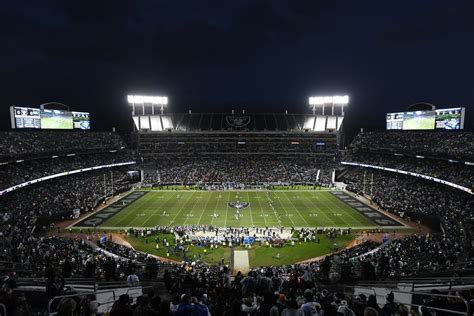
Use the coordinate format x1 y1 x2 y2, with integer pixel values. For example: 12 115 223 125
309 95 349 105
127 95 168 105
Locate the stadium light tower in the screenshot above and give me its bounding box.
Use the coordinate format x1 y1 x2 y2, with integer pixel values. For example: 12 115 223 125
127 95 168 115
309 95 349 115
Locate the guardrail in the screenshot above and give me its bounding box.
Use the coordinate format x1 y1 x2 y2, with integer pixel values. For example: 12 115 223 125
344 284 471 315
47 289 116 316
342 284 376 297
391 289 470 316
356 277 474 292
46 286 154 315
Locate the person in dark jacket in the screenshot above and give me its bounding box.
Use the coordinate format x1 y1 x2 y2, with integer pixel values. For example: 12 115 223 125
321 256 332 282
62 259 72 278
175 294 210 316
110 294 133 316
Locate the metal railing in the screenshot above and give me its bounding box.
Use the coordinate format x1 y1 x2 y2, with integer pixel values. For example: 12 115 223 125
46 286 154 315
391 289 470 316
13 277 97 291
355 277 474 292
0 303 6 316
342 284 377 297
47 289 116 316
342 280 470 315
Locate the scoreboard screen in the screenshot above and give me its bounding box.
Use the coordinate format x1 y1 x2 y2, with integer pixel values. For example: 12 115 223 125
386 112 404 130
40 109 73 129
10 107 41 129
72 111 91 130
386 107 465 130
402 111 436 130
10 106 91 130
435 107 465 130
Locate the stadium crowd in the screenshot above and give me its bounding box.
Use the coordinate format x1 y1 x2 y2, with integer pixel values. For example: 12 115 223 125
0 131 125 159
343 151 473 189
343 167 474 275
0 168 134 282
348 131 474 160
139 141 338 155
1 130 474 315
0 169 132 230
0 151 134 190
143 158 336 186
0 170 472 314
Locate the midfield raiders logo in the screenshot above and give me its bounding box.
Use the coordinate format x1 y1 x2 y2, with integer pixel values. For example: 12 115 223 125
228 201 250 210
226 115 251 128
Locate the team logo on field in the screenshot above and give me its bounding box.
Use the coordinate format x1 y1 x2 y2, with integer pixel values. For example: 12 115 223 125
226 115 251 128
228 201 250 210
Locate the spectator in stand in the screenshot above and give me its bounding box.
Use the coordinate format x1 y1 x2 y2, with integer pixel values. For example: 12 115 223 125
0 131 125 159
110 294 133 316
127 270 140 287
343 150 473 189
46 269 65 303
281 298 302 316
321 256 332 282
301 290 319 316
348 131 474 160
142 157 337 186
342 167 474 275
56 298 76 316
0 151 134 190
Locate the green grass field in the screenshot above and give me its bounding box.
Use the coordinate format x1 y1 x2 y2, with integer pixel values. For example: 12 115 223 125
126 232 353 267
101 190 376 228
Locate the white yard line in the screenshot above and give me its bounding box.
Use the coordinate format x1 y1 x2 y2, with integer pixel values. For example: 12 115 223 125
269 191 296 227
266 192 283 228
169 192 196 226
299 191 338 227
210 192 223 226
116 192 158 227
182 192 205 226
281 192 311 227
255 191 269 227
245 192 255 227
223 191 231 227
195 192 213 225
140 192 176 227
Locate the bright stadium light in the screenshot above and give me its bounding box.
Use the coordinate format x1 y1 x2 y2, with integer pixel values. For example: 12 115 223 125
127 94 168 115
309 95 349 105
309 95 349 115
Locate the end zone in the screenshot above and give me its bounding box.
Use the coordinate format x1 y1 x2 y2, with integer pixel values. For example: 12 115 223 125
72 191 147 228
330 191 406 228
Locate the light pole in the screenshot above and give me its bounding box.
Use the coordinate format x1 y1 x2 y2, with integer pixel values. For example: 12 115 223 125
127 95 168 116
308 95 349 115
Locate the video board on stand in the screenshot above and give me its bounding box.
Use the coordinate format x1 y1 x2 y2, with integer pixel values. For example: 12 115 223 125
435 108 465 130
10 106 91 130
386 107 465 130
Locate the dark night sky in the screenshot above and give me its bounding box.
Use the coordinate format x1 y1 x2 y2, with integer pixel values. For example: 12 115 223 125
1 0 473 135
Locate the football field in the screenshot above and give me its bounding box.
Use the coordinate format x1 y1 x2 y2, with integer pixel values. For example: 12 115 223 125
76 190 397 229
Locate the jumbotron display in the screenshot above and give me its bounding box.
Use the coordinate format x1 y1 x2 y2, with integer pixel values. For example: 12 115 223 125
10 106 90 130
386 107 465 130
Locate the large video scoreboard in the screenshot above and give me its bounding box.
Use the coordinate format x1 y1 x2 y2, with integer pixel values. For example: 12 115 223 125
10 106 90 130
386 107 465 130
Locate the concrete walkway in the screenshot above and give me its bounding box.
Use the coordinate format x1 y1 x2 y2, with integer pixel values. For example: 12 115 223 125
233 250 250 275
